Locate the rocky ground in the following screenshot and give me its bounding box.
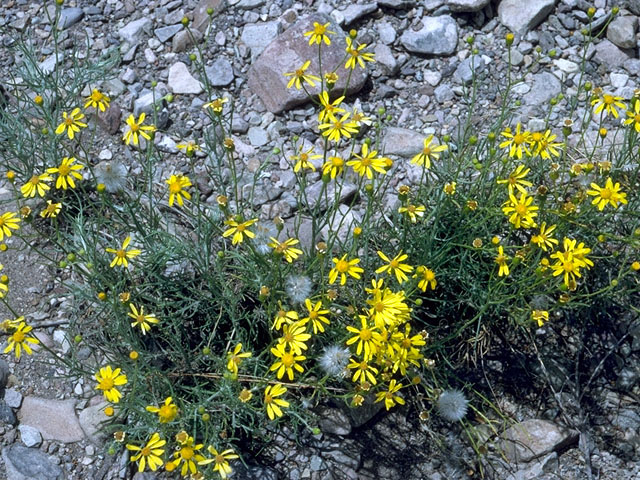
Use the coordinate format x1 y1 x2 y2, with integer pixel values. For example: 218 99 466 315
0 0 640 479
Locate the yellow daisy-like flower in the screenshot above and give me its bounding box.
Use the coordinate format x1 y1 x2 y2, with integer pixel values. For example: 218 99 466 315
167 433 206 477
550 238 593 288
304 21 335 46
301 298 330 334
199 446 239 479
40 200 62 219
366 289 409 328
278 321 311 355
166 174 192 207
318 90 346 122
591 92 626 119
47 156 84 190
495 245 510 277
0 211 21 240
105 236 142 268
322 155 345 179
273 306 299 330
531 310 549 327
443 182 456 195
3 321 39 359
264 383 289 420
376 250 414 284
84 89 111 112
398 204 426 223
411 135 447 169
222 218 258 245
268 237 303 263
122 113 156 146
291 145 321 172
226 343 251 376
415 265 437 291
347 143 387 179
95 365 127 403
239 388 253 403
623 99 640 132
145 397 178 423
203 97 228 114
375 379 405 410
502 192 538 229
329 254 364 285
586 177 627 210
270 343 306 381
127 303 159 335
318 112 359 143
497 164 533 195
20 173 52 198
528 130 563 159
126 433 166 473
499 123 531 159
55 108 87 139
346 315 381 361
176 140 201 157
345 37 375 70
530 222 558 252
348 358 378 385
284 60 321 90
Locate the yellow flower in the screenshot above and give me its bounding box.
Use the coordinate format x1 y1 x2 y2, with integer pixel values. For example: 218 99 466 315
502 192 538 229
94 365 127 403
443 182 456 195
375 379 405 410
329 254 364 285
531 222 558 252
222 218 258 245
415 266 437 291
346 315 381 361
226 343 251 376
127 304 159 335
376 250 414 284
47 156 84 190
122 113 156 146
586 177 627 210
84 89 110 112
531 310 549 327
301 299 330 334
176 140 201 156
40 200 62 218
345 37 375 69
272 305 299 330
623 99 640 132
268 237 303 263
318 112 359 142
411 135 447 169
591 92 626 118
550 238 593 288
499 123 530 159
318 90 346 123
347 143 387 179
239 388 253 402
3 321 39 359
20 173 52 198
528 130 562 159
497 165 533 195
495 245 510 277
264 383 289 420
270 343 306 380
168 433 206 477
366 289 409 328
304 22 335 46
291 145 321 172
199 446 239 479
284 60 321 90
203 97 228 114
106 236 142 268
322 155 345 179
278 321 311 355
166 174 192 207
55 108 87 139
126 433 166 473
146 397 178 424
348 358 378 384
398 204 426 223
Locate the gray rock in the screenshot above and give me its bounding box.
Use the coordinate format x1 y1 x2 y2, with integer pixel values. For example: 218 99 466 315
318 407 352 435
498 0 556 33
321 204 362 244
424 70 442 86
500 419 578 462
98 104 122 135
248 14 368 113
374 44 398 75
168 62 203 94
434 84 454 103
611 408 640 430
4 388 22 409
18 425 42 448
553 58 579 73
340 3 378 25
610 72 629 88
513 452 558 480
377 0 417 8
154 24 183 43
237 0 265 8
382 127 425 157
18 396 85 443
607 16 638 50
241 21 282 59
446 0 490 12
247 127 269 147
593 39 633 69
618 0 640 15
2 445 63 480
0 399 16 426
523 71 561 105
0 358 9 390
305 180 357 210
78 400 110 444
377 22 396 45
616 366 640 391
453 55 486 83
57 7 84 30
172 29 203 52
118 17 153 44
205 58 235 87
400 15 459 56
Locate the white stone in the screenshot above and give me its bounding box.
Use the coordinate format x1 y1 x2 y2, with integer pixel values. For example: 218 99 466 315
610 72 629 88
168 62 203 94
18 425 42 448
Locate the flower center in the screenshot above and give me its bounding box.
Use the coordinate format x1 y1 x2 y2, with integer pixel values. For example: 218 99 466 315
58 164 71 176
236 224 246 232
359 328 372 341
516 204 527 215
374 302 385 312
141 446 151 456
180 447 194 460
100 378 114 390
130 123 139 132
12 331 25 342
390 259 400 268
169 182 182 194
282 352 294 367
215 454 225 465
513 134 525 144
563 261 574 272
159 405 173 418
422 146 431 155
603 94 614 104
29 175 40 185
65 117 74 126
336 260 349 272
116 249 126 259
600 188 612 199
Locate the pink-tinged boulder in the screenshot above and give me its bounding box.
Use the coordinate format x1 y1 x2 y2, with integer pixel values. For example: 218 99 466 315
248 14 368 114
18 396 85 443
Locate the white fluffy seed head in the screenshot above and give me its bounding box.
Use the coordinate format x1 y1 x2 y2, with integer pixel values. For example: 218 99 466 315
253 222 276 255
94 161 128 193
319 345 350 378
437 389 469 422
285 275 313 304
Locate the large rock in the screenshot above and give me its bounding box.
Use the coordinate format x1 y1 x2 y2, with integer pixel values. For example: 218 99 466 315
118 17 152 44
400 15 459 55
168 62 204 94
205 58 235 87
78 400 110 444
193 0 225 32
382 127 425 157
523 71 561 106
593 39 633 69
607 16 638 50
498 0 556 34
241 21 282 60
446 0 490 12
248 14 368 114
500 419 578 462
18 396 85 443
57 7 84 30
2 444 64 480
